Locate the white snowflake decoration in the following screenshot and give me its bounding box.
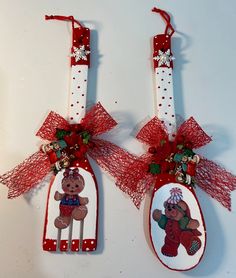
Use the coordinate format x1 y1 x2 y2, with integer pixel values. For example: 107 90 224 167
153 49 175 67
71 45 90 62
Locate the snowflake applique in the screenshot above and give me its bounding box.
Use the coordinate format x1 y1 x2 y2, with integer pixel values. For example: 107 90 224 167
153 49 175 67
71 45 90 62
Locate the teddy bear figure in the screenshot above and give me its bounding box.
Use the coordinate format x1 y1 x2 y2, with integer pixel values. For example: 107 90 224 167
152 187 202 257
54 168 89 229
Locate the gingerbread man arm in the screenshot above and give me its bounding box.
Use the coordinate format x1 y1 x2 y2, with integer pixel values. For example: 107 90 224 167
79 196 89 205
153 209 162 221
153 209 167 230
187 219 200 230
54 191 65 201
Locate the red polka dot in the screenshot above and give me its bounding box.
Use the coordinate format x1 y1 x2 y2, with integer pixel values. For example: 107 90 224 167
70 240 79 252
82 239 97 252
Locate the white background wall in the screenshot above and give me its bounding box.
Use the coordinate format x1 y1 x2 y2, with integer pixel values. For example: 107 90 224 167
0 0 236 277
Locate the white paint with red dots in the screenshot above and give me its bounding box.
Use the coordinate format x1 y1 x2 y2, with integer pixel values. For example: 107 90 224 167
155 67 176 139
69 65 88 123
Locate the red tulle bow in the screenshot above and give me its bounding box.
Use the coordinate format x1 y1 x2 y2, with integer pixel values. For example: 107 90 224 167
0 103 132 199
115 116 236 210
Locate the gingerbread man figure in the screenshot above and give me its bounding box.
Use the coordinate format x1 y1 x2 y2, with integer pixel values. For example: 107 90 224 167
54 168 89 229
152 187 202 257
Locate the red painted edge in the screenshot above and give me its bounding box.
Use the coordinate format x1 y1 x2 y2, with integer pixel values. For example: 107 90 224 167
148 174 207 271
42 175 55 251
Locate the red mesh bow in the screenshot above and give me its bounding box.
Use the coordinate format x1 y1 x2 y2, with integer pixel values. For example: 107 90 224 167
116 116 236 210
0 103 131 198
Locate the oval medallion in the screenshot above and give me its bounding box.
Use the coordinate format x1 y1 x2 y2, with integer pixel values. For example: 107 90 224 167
150 177 206 270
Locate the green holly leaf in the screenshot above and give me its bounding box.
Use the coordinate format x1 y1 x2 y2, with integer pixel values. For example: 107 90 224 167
183 148 195 157
56 129 70 140
149 163 161 174
160 139 166 146
82 131 91 144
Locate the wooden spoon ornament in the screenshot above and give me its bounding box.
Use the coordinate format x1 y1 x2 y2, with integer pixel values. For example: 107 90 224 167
42 15 98 252
114 8 236 271
148 9 207 270
0 15 127 253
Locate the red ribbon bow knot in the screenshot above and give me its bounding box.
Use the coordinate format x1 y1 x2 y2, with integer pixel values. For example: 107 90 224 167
115 117 236 210
0 103 121 198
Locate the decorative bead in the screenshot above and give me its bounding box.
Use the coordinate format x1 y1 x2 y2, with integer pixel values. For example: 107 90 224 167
42 125 92 173
173 153 183 163
186 161 197 176
192 154 200 164
148 147 157 154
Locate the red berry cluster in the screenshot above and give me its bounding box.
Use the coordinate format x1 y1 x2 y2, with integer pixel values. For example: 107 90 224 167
41 124 95 172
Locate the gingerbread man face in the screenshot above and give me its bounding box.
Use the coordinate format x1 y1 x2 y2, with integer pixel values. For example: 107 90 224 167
61 169 85 195
164 200 187 221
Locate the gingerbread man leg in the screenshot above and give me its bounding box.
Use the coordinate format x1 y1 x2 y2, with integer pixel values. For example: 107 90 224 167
161 236 180 257
72 205 88 221
180 231 202 256
54 216 71 229
54 204 74 229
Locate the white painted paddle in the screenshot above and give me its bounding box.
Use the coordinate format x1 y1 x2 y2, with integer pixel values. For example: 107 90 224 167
43 15 98 253
149 8 206 270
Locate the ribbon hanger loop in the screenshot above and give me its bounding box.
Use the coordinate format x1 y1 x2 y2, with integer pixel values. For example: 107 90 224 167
152 7 175 36
45 14 90 68
45 15 83 29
